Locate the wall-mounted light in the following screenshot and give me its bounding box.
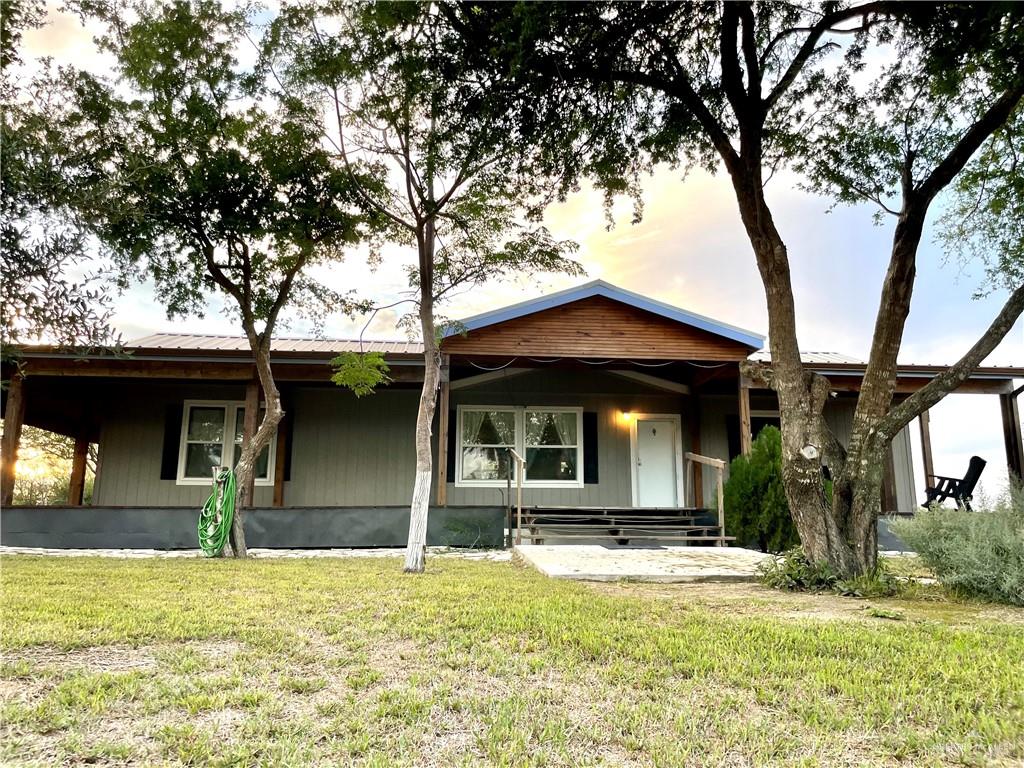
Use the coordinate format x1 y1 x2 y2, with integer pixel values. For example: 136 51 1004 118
621 411 633 425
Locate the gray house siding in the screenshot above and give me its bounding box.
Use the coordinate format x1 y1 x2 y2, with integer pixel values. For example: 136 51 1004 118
286 388 421 506
92 383 275 507
89 372 919 513
446 369 688 508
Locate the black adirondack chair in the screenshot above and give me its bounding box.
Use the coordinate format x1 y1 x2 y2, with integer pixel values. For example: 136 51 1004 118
922 456 986 511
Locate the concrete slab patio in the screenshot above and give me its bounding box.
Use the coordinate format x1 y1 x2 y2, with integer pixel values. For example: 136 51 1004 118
514 544 772 583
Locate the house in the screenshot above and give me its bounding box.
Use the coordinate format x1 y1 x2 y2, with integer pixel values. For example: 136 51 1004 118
2 280 1022 549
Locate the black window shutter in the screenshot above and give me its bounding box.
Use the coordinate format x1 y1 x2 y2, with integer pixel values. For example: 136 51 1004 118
283 411 294 481
725 414 740 461
160 404 184 480
446 410 456 480
583 411 599 484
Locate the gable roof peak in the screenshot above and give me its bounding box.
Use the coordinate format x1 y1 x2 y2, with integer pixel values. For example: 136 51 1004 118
449 279 765 349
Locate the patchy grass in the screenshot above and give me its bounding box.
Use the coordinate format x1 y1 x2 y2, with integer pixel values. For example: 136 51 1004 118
2 556 1023 767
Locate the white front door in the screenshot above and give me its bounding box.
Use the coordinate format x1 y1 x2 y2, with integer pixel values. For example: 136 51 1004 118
634 418 679 507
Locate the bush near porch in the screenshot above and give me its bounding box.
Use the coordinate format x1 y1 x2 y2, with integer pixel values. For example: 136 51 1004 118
723 426 801 553
892 489 1024 606
3 556 1023 767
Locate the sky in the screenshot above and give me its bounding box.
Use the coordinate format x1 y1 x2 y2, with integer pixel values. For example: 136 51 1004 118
20 4 1023 502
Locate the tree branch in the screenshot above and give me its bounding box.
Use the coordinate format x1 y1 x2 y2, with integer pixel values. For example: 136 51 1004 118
880 281 1024 438
764 2 898 109
916 79 1024 203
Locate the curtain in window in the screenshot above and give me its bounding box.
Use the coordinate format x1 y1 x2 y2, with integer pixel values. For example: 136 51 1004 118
461 410 516 481
525 411 578 481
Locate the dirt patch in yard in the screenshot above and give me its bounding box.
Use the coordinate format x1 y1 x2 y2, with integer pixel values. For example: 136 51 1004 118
586 580 1024 625
7 639 243 675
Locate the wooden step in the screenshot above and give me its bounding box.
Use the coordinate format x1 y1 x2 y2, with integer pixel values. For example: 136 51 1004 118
520 533 736 542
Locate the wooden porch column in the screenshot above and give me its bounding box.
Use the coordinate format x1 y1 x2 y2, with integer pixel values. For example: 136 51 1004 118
738 375 752 456
881 447 897 514
436 354 451 506
68 436 90 506
272 405 288 508
918 409 935 484
241 378 260 505
686 394 703 507
1 373 26 508
1000 386 1024 483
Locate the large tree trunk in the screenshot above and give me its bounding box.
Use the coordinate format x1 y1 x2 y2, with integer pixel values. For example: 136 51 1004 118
708 11 1023 581
729 166 862 575
231 332 285 558
405 328 440 572
405 218 440 573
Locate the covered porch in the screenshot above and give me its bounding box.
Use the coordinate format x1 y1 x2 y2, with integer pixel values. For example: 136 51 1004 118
2 279 1021 551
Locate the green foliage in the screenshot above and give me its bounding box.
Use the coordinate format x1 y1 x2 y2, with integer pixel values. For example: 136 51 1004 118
759 547 900 599
723 427 798 553
938 108 1024 296
2 5 119 353
330 352 391 397
59 1 377 330
267 2 582 308
892 490 1024 606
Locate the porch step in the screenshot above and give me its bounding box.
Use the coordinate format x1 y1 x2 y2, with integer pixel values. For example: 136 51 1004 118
519 534 735 542
520 524 720 533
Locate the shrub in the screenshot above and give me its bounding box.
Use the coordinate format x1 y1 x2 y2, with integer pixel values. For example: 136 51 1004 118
891 489 1024 606
758 547 900 598
723 426 799 552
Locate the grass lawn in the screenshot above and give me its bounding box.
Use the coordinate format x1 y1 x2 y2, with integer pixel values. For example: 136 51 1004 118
2 555 1023 767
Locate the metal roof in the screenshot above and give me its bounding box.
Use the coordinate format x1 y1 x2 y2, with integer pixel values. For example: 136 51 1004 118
445 279 766 349
750 350 865 365
127 333 422 356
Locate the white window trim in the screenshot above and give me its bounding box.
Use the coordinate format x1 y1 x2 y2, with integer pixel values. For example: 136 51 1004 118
176 400 276 486
454 405 584 489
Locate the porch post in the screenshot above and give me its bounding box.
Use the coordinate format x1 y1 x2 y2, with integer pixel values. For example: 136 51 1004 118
68 435 90 506
272 391 288 508
738 375 752 456
436 354 450 506
918 409 935 483
241 378 260 505
686 394 703 507
881 447 897 514
1000 385 1023 483
1 373 26 508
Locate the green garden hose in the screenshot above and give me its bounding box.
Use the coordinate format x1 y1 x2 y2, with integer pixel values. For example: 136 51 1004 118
198 468 235 557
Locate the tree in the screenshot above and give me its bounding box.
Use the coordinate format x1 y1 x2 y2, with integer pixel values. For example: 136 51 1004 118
62 1 377 556
446 1 1024 577
267 2 581 572
1 0 119 357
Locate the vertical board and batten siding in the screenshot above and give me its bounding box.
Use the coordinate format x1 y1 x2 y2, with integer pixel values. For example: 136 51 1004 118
285 388 421 506
92 382 274 507
891 428 917 513
446 369 687 508
89 373 919 513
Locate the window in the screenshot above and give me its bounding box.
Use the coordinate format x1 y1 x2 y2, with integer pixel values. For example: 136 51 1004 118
524 410 579 482
456 406 583 488
177 401 275 485
460 409 516 482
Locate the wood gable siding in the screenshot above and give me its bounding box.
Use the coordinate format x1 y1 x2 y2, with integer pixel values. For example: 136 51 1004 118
441 296 753 360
